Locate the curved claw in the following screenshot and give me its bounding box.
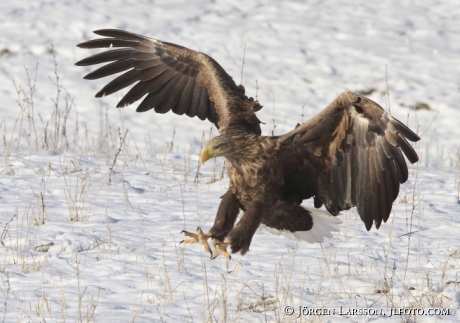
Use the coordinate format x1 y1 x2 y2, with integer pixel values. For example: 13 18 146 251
211 240 232 260
180 228 232 260
180 228 212 255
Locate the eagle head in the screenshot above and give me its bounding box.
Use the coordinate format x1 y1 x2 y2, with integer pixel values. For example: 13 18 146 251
200 135 233 164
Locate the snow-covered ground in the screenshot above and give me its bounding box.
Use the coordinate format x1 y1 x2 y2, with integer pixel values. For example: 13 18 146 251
1 0 459 322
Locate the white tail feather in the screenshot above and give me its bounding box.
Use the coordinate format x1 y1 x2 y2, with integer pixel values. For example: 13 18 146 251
260 207 342 243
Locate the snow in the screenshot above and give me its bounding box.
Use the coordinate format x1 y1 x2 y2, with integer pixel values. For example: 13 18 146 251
1 0 459 322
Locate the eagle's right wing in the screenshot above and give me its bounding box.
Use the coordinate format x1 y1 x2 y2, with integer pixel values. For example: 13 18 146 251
76 29 262 134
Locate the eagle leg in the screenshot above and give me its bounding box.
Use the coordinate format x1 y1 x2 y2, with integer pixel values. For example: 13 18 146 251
207 190 240 241
211 239 232 260
180 227 212 257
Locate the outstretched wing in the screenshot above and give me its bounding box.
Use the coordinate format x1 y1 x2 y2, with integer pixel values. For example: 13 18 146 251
278 92 420 230
76 29 262 133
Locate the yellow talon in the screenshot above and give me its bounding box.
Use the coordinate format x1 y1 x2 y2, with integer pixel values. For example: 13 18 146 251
181 228 232 260
181 227 212 255
211 239 232 260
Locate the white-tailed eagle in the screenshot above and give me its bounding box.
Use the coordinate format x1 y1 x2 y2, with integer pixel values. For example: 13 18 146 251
76 30 420 259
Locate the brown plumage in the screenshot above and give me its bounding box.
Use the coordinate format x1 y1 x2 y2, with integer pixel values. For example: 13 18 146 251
76 29 420 257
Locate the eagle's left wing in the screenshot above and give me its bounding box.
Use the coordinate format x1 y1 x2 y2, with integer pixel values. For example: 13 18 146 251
278 92 420 230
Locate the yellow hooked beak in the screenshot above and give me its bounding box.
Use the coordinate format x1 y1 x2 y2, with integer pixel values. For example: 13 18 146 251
200 146 218 164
